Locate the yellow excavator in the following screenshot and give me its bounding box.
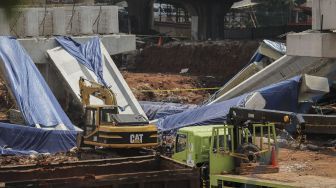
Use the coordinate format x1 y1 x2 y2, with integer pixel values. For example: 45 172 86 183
78 77 158 148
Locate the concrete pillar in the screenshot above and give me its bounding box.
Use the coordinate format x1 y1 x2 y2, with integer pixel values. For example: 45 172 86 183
191 16 198 40
0 9 10 35
168 0 233 40
24 8 39 37
194 1 233 40
53 7 66 35
127 0 154 34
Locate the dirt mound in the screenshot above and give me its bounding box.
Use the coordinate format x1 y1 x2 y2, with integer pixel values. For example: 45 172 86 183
135 40 259 78
123 72 220 104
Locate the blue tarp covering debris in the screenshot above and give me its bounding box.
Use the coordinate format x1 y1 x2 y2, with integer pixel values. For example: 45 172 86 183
0 122 77 155
249 39 286 64
263 39 286 54
0 36 78 154
157 76 301 133
55 36 107 86
140 101 197 120
0 36 75 130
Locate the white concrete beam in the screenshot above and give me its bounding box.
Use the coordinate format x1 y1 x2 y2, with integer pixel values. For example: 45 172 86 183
299 74 330 102
46 42 147 119
208 55 336 104
287 32 336 58
244 92 266 109
18 35 136 64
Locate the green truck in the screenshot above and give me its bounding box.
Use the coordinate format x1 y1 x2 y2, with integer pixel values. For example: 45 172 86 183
172 107 309 188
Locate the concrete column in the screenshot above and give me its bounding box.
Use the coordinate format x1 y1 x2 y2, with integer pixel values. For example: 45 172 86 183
0 9 10 35
194 1 233 40
191 16 198 40
127 0 154 34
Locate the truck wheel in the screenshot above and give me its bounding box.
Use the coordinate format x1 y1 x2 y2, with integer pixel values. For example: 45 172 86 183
235 143 260 166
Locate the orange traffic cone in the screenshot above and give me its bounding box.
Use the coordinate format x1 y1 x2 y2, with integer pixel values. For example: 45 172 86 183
271 146 278 167
157 36 163 46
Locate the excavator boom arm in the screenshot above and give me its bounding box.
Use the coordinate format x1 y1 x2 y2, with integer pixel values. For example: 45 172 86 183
79 77 117 106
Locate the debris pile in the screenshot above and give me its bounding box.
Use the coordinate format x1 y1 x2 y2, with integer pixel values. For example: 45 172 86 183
0 152 78 166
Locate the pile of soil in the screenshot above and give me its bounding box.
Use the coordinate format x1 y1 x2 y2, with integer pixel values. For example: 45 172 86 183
134 40 259 78
122 72 222 104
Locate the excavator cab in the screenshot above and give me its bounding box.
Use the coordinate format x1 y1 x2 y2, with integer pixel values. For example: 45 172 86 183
84 105 117 135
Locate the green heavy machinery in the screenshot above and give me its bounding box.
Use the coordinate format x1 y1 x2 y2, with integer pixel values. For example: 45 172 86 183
172 107 306 188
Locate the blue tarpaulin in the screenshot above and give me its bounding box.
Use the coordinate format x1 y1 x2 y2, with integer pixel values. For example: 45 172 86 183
157 76 301 132
55 36 107 86
263 39 286 54
0 36 79 154
0 36 75 130
140 101 197 120
0 122 77 155
249 39 286 64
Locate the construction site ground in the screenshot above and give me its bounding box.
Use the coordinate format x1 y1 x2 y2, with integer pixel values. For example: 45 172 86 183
227 148 336 187
278 148 336 178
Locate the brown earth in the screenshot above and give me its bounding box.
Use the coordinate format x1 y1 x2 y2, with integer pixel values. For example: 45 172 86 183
278 148 336 178
122 71 224 104
134 40 259 78
245 148 336 187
